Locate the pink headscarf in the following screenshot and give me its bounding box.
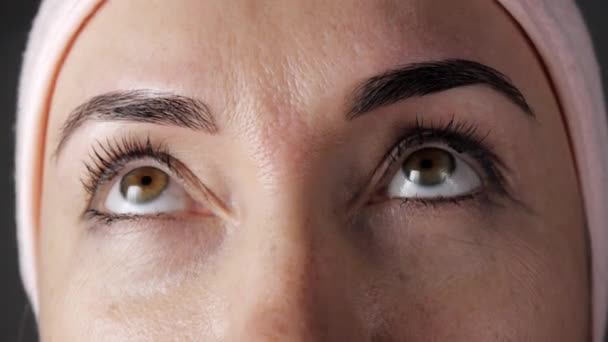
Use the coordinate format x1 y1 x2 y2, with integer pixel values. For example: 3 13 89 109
16 1 608 340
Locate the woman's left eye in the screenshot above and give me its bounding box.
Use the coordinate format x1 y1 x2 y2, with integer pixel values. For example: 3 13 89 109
102 166 192 215
387 147 482 199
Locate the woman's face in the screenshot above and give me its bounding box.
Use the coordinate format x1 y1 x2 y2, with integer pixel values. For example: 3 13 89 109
38 0 589 340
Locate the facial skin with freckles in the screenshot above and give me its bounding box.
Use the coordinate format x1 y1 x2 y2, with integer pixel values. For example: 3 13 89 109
37 0 589 340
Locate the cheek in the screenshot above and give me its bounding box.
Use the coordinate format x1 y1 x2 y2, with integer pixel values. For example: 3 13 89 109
37 204 587 341
40 276 225 341
355 201 588 341
38 223 228 341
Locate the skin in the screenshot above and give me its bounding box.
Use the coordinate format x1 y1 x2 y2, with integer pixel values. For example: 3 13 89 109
37 0 589 341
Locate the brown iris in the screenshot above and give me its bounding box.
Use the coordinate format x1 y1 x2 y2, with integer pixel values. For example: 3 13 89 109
119 167 169 204
402 148 455 186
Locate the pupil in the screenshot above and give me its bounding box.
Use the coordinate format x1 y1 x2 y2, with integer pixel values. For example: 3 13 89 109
420 159 433 169
402 148 456 186
120 167 169 204
140 175 153 186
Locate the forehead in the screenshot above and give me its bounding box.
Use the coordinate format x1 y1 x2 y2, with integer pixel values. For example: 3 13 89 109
52 0 524 128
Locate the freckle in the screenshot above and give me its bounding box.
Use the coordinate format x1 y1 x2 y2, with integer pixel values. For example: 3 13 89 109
269 242 277 255
106 302 120 320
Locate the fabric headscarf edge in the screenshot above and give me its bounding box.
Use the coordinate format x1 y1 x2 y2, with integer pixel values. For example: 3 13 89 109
494 1 608 340
16 0 106 316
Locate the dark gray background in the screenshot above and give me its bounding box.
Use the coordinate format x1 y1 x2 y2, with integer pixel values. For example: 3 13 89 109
1 1 606 341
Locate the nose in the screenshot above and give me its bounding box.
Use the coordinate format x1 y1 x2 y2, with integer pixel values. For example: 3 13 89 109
221 194 366 341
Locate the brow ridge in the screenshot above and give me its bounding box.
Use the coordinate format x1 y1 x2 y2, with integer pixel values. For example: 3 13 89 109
56 90 217 156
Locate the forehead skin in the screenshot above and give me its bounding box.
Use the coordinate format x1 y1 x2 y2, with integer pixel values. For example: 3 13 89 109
39 0 588 341
47 0 548 137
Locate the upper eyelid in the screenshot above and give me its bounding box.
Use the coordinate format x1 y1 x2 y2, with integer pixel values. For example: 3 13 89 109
82 138 174 195
375 125 507 195
89 155 177 190
82 150 179 217
82 137 235 222
346 121 492 209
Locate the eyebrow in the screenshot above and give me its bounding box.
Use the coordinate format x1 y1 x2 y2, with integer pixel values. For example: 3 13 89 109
55 90 217 155
56 59 531 156
348 59 533 119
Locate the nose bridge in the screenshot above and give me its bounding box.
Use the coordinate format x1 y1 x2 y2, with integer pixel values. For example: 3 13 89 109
218 96 366 339
230 190 322 337
221 182 363 340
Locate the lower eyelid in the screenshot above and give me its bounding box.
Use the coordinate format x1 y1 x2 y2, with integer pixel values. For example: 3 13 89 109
84 206 216 231
381 191 510 217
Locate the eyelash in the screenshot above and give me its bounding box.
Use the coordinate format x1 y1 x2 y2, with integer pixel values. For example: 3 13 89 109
379 116 512 205
82 118 513 221
82 136 175 203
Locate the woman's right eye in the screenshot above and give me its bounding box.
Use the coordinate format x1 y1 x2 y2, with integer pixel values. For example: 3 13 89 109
98 166 194 216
